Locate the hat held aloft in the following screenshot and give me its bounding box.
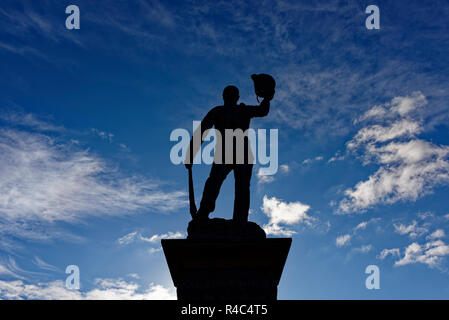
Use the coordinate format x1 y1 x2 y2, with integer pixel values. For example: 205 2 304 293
251 73 276 102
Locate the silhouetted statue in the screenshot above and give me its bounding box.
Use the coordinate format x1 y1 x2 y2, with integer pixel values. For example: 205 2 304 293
185 74 275 238
162 75 292 301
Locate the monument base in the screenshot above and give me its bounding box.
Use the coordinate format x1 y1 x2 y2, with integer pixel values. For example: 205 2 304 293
162 238 292 301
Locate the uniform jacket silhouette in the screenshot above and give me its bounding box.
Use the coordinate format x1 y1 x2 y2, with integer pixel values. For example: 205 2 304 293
185 85 271 223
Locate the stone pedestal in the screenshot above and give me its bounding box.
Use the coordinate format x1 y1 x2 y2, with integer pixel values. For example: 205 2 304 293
161 238 291 301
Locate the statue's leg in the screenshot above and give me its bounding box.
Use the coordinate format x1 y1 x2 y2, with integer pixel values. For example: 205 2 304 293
232 164 253 223
197 164 232 218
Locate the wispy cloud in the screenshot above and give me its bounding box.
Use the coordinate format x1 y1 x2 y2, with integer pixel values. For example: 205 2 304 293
393 221 428 239
117 231 139 245
0 116 186 245
117 231 184 245
0 128 186 223
353 218 381 234
377 248 400 260
336 218 380 249
339 92 449 213
91 128 114 143
279 164 290 173
351 244 372 254
328 152 345 163
0 41 47 60
140 231 184 243
354 221 368 231
32 256 60 273
3 1 448 143
302 156 324 165
0 111 64 132
376 214 449 267
0 258 27 280
257 169 275 184
336 234 351 247
117 230 183 256
148 247 163 254
0 2 84 57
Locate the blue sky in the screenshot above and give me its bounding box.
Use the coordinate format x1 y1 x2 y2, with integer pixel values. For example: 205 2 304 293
1 0 449 299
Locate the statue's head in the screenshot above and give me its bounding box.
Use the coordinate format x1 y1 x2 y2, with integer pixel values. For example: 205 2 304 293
222 85 239 105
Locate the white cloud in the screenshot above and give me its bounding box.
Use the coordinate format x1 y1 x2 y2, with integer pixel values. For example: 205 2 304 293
418 211 434 220
377 248 400 260
352 244 372 254
0 278 175 300
140 231 184 243
339 92 449 213
261 195 313 236
117 231 184 245
394 240 449 268
354 218 380 231
427 229 445 240
85 278 175 300
354 221 367 231
117 231 139 245
393 221 427 238
336 234 351 247
0 127 186 242
391 92 428 116
302 156 323 165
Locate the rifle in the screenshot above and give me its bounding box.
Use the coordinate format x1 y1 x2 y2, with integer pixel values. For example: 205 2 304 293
188 166 197 218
